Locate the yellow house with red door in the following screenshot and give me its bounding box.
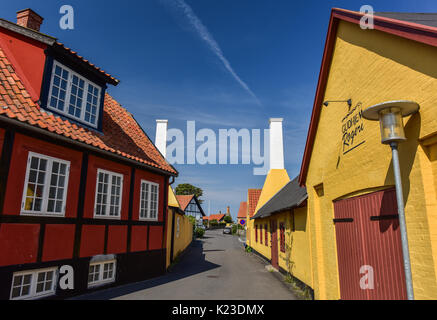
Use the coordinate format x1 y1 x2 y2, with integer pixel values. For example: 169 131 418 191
299 8 437 300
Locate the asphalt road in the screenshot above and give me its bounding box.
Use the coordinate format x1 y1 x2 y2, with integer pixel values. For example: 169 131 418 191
75 229 297 300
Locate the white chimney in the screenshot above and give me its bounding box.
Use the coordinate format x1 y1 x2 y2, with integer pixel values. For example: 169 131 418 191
269 118 284 170
155 120 168 158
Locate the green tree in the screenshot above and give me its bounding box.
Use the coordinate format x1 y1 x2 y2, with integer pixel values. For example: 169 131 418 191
224 216 233 224
175 184 203 203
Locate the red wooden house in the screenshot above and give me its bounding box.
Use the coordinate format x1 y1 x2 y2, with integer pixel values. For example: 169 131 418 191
0 9 177 299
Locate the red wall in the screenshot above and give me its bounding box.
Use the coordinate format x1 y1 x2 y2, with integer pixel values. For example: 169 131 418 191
42 224 75 262
107 225 128 254
0 223 40 266
149 226 163 250
80 225 105 258
83 155 131 220
131 226 148 252
0 132 168 263
0 27 47 102
3 133 82 217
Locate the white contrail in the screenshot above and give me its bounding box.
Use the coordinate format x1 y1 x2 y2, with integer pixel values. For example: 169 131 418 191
161 0 262 105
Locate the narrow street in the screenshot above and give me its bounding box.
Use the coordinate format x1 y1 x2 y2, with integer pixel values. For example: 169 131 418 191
75 229 297 300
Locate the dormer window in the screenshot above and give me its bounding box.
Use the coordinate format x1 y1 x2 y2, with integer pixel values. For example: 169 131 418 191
47 61 102 128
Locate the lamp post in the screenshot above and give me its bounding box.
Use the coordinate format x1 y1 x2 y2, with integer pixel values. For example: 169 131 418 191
362 100 420 300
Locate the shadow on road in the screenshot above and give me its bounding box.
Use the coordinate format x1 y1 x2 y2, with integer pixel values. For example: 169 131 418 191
74 238 220 300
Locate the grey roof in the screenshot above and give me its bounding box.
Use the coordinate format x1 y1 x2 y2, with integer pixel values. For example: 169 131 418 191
251 177 307 220
375 12 437 28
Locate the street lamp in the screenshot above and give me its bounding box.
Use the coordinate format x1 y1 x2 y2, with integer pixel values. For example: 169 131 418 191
363 100 420 300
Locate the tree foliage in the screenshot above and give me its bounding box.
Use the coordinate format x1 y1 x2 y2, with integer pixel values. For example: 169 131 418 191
224 216 233 223
175 184 203 203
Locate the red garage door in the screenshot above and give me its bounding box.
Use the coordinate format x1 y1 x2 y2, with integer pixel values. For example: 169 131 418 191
334 189 407 300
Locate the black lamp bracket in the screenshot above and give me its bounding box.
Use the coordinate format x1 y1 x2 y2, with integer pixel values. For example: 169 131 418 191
323 99 352 108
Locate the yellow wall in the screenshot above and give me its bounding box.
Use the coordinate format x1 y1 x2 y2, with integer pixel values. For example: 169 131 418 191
173 212 193 258
166 209 193 269
252 218 272 260
305 20 437 299
166 208 174 268
251 207 313 290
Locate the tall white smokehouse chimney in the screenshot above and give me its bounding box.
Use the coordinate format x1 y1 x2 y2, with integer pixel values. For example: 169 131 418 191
269 118 285 170
155 120 168 158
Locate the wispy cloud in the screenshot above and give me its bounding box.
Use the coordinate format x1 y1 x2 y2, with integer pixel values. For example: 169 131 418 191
160 0 261 105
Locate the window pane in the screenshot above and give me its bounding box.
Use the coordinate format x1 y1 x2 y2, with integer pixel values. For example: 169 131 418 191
140 182 149 218
23 154 69 214
68 75 84 118
11 287 21 298
46 161 67 214
49 65 69 111
95 172 109 216
13 275 23 287
85 83 100 125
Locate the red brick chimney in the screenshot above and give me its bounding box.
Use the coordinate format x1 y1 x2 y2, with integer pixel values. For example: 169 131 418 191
16 9 44 32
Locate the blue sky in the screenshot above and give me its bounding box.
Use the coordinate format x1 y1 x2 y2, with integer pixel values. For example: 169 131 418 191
1 0 437 219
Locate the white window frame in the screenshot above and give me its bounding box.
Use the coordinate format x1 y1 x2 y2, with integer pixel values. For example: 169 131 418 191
47 60 102 128
21 152 70 217
87 260 116 288
139 180 160 221
10 267 58 300
93 169 124 219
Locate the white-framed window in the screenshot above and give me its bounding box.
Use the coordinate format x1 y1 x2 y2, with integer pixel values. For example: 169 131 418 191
94 169 123 219
47 60 102 128
21 152 70 216
139 180 159 221
88 260 116 287
10 267 57 300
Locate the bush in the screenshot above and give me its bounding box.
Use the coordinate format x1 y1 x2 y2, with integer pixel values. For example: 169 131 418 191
188 216 196 226
195 227 205 238
231 224 238 235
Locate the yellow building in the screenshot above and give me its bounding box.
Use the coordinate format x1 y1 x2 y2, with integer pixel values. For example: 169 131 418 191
251 177 312 296
166 187 193 268
244 118 313 294
299 9 437 300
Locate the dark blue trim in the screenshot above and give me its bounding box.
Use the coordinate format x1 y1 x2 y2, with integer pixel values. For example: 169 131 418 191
39 53 53 107
97 84 107 132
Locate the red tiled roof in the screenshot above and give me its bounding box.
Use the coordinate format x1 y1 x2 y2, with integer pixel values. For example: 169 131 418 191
248 189 262 217
237 202 247 219
0 47 176 175
206 214 226 222
175 195 194 211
